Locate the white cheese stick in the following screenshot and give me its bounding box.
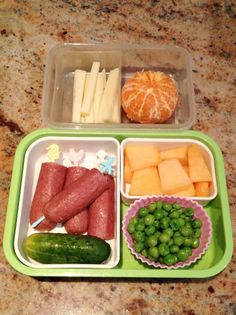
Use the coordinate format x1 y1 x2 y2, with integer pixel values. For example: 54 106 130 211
93 69 106 123
101 68 106 86
81 61 100 119
112 91 121 123
99 68 120 123
81 73 94 123
72 69 86 123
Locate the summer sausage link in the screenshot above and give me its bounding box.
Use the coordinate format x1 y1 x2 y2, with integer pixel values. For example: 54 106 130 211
64 166 89 235
30 162 67 231
88 175 115 240
43 168 110 223
64 166 89 187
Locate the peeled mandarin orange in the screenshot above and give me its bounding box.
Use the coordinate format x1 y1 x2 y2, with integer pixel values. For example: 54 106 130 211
121 71 179 123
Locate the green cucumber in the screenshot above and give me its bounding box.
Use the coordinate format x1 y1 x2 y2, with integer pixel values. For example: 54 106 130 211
23 233 111 264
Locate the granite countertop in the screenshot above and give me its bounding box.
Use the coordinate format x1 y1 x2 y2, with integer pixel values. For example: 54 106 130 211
0 1 236 314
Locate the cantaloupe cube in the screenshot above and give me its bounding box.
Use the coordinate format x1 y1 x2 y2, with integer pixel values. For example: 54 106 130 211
125 144 160 171
160 146 188 165
183 166 189 176
124 158 133 184
172 183 196 197
188 145 212 182
158 159 192 194
129 167 162 196
194 182 209 197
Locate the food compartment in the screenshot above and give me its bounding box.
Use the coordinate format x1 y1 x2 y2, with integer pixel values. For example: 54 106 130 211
42 44 122 126
121 138 217 205
14 136 120 269
121 46 194 128
123 195 212 269
42 43 194 130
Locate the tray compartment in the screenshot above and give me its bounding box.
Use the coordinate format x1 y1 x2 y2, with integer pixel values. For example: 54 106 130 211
120 137 217 205
13 136 120 269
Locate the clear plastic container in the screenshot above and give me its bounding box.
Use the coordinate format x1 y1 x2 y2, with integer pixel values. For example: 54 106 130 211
42 43 195 130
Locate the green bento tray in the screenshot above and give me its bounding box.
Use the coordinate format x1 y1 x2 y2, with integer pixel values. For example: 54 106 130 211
3 128 233 278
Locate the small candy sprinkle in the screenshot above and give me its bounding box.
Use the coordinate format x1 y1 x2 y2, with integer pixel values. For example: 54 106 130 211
96 150 107 162
62 155 73 167
68 148 85 165
100 156 115 175
31 215 45 228
46 144 61 162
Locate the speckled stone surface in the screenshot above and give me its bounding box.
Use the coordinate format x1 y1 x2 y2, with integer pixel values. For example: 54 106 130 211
0 1 236 314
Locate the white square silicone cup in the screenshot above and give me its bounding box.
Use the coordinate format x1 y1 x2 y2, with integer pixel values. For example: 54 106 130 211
14 136 120 269
121 138 217 205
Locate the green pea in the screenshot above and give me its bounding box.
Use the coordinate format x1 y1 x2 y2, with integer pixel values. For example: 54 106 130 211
153 220 160 229
147 254 156 261
173 255 178 264
159 256 164 264
184 222 193 229
174 231 181 237
177 249 189 262
185 207 194 217
130 217 138 225
154 231 161 241
163 228 174 237
127 222 135 234
145 225 156 236
154 201 162 210
170 210 180 219
193 228 201 238
160 217 170 229
147 235 158 247
163 203 173 212
184 216 191 222
177 217 186 227
162 211 168 217
173 203 181 210
180 226 193 237
134 242 145 253
138 207 149 218
164 254 176 265
133 231 145 242
148 247 159 259
159 233 170 243
168 238 174 246
141 249 148 258
158 243 170 256
170 219 180 231
154 209 164 220
192 238 200 248
183 237 193 247
182 246 192 257
170 244 179 253
147 202 157 212
192 219 202 229
135 222 145 232
174 235 185 246
144 214 155 226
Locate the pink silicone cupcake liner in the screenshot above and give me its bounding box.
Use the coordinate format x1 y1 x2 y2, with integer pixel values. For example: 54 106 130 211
122 195 212 269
